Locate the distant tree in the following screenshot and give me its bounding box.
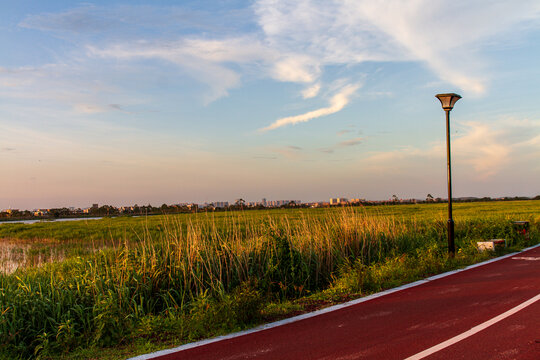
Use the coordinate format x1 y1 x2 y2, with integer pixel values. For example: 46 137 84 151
426 194 434 202
234 198 246 210
235 198 245 206
392 194 399 202
177 205 190 213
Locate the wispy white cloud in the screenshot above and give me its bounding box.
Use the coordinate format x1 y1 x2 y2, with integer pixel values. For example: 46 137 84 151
259 83 360 132
19 4 253 36
254 0 540 95
6 1 540 129
73 103 107 114
253 155 278 160
13 5 263 104
319 136 364 154
270 145 304 159
87 36 324 102
361 118 540 179
454 122 510 178
302 83 321 99
336 129 353 136
271 55 319 83
19 5 120 33
319 148 334 154
339 137 363 147
12 1 540 112
87 37 276 102
0 62 121 106
454 119 540 177
72 103 131 114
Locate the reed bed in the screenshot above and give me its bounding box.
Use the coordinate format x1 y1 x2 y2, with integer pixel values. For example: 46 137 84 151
0 205 538 359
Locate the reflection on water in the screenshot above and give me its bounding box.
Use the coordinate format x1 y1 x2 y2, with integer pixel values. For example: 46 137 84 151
0 242 67 274
0 217 103 225
0 217 106 273
0 242 29 274
0 241 103 275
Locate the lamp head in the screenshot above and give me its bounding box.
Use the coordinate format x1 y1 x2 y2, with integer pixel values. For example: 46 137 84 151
435 93 461 111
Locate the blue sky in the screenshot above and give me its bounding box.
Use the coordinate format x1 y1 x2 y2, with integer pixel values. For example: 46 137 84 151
1 0 539 209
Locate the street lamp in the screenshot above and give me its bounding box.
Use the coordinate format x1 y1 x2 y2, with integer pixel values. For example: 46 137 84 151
435 93 461 256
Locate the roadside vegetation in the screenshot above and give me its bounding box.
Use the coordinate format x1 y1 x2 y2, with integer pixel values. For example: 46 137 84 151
0 201 538 359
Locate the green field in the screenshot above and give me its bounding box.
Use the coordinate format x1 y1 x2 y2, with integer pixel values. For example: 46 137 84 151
0 201 539 359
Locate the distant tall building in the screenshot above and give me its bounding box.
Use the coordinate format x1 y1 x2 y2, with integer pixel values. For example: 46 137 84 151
330 198 348 205
265 199 301 207
213 201 229 208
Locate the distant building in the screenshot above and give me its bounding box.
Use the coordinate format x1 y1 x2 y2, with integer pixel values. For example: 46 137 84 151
265 200 301 207
213 201 229 208
186 203 198 210
330 198 348 205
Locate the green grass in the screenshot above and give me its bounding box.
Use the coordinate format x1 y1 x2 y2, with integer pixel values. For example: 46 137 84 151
1 201 538 243
0 201 538 359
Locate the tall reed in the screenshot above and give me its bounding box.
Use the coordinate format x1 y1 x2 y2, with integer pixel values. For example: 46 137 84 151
0 208 536 358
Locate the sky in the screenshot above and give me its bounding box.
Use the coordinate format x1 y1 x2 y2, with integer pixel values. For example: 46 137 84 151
1 0 540 210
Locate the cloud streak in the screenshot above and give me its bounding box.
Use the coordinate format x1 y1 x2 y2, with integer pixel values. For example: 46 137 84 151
11 1 540 116
259 84 360 132
302 83 321 99
339 138 363 147
270 145 304 159
318 136 364 155
254 0 540 95
337 129 353 136
19 4 253 36
87 38 270 102
361 118 540 179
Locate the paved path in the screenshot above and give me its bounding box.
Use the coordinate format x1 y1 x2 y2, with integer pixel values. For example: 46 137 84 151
133 245 540 360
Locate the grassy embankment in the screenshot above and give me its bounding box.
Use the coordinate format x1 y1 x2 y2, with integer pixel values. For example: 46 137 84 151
0 201 538 359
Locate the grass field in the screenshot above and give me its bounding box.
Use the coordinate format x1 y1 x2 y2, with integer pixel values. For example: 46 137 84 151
0 201 538 359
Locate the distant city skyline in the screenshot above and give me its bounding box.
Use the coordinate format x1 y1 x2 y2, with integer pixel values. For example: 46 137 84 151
1 1 539 210
4 194 538 213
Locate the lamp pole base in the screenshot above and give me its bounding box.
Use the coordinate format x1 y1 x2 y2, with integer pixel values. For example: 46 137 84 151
448 219 455 256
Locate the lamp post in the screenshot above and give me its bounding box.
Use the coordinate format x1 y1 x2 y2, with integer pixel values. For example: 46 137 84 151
435 93 461 256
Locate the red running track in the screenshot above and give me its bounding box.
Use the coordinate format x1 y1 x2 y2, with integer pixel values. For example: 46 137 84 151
132 245 540 360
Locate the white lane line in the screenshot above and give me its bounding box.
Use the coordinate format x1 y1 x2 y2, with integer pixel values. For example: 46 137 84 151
404 292 540 360
512 256 540 261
